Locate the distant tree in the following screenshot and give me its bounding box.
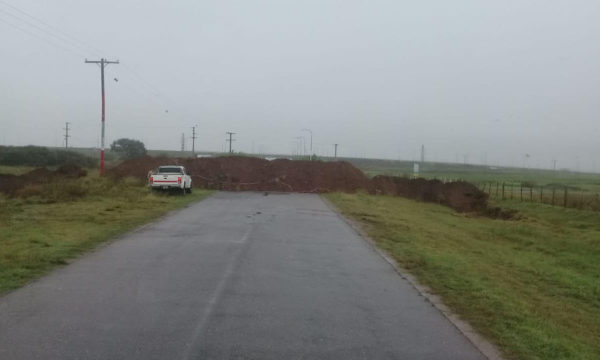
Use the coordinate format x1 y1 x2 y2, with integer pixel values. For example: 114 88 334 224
110 138 146 159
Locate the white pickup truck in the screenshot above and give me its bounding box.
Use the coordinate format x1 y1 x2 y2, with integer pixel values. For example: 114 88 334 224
149 165 192 194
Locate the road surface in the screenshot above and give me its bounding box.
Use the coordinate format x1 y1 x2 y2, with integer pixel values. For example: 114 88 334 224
0 192 485 359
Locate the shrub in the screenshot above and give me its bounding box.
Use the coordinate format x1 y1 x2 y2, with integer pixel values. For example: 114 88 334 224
0 146 96 168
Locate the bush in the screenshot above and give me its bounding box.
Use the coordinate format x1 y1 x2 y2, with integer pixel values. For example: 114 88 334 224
0 146 96 168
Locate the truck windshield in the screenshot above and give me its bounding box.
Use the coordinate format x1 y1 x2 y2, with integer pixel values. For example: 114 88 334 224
157 167 183 174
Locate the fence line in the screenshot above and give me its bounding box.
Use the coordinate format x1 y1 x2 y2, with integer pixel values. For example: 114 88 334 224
477 181 600 211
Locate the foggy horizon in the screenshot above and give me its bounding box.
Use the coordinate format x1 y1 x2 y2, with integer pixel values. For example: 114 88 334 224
1 0 599 172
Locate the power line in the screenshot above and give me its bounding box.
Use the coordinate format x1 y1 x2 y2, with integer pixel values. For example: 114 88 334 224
0 17 84 57
0 0 104 56
0 8 91 57
0 3 168 107
0 0 190 119
120 63 177 107
1 0 192 145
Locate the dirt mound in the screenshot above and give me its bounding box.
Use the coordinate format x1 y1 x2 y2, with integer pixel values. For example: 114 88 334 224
108 156 173 180
370 176 488 213
109 156 371 193
108 156 489 213
0 165 87 196
55 164 88 178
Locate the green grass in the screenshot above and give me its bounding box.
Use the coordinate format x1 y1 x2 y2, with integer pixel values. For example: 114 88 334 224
0 176 213 295
0 165 39 175
326 193 600 360
345 158 600 195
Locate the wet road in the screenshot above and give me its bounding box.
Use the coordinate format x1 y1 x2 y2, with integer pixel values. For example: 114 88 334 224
0 192 485 359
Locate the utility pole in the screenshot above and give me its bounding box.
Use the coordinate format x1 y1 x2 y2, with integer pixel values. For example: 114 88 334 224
334 144 338 159
420 144 425 163
191 126 197 155
181 133 185 153
63 122 70 148
85 58 119 175
302 129 313 158
226 132 235 153
302 137 306 156
294 137 303 157
553 159 557 171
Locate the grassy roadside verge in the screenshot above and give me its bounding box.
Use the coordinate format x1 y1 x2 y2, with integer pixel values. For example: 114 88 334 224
325 193 600 360
0 176 213 295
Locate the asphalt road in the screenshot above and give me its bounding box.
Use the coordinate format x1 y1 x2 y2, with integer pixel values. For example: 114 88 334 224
0 192 485 360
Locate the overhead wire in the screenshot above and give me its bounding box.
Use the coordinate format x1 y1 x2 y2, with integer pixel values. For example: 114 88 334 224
1 0 195 138
0 16 86 58
0 8 92 58
0 0 104 57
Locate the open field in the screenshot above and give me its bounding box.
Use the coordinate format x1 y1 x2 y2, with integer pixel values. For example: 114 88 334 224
346 158 600 211
326 193 600 360
346 158 600 193
0 172 212 295
0 165 38 176
44 146 600 194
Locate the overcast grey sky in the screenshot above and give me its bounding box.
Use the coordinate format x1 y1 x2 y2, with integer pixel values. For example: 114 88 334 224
1 0 599 171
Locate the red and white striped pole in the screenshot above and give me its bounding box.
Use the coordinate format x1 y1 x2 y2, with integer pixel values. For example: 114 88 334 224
85 58 119 175
100 58 106 175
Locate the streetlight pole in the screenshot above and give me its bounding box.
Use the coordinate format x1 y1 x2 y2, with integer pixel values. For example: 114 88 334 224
302 128 313 159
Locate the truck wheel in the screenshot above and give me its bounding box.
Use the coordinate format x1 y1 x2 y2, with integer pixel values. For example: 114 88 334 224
187 185 192 194
181 185 186 195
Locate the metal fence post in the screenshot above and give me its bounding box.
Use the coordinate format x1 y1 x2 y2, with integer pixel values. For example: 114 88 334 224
530 187 533 201
520 183 523 201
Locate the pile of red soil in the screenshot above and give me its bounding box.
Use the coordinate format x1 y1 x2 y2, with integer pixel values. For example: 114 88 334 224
109 156 490 213
0 165 87 196
109 156 370 193
370 176 488 213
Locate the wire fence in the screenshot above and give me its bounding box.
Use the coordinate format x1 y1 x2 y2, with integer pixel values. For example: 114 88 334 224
477 181 600 211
